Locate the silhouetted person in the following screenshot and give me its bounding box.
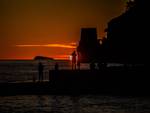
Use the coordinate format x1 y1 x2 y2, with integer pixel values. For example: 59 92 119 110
90 62 95 70
38 62 44 82
98 62 102 70
54 63 59 71
33 74 36 83
72 51 77 70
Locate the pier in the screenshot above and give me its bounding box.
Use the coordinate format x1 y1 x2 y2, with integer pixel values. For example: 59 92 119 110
0 66 148 96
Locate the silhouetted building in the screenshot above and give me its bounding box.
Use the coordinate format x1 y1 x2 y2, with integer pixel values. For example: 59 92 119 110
77 28 101 63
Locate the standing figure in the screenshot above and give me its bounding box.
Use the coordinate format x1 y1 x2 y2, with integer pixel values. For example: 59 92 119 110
38 62 44 82
54 62 59 71
71 51 77 70
90 62 95 70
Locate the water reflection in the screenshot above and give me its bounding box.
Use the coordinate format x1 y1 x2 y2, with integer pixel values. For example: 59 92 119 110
51 95 63 113
0 95 150 113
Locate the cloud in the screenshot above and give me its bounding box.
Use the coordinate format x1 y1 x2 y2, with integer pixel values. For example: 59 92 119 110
16 43 76 49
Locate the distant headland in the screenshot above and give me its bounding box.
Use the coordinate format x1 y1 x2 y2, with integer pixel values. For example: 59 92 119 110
34 56 54 60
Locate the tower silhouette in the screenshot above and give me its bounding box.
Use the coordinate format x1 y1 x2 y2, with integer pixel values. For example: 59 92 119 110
77 28 101 63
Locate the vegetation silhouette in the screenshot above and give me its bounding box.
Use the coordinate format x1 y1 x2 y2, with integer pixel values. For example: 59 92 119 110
77 0 149 66
105 0 149 65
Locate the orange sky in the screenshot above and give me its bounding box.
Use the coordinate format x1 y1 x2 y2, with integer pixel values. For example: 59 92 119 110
0 0 125 60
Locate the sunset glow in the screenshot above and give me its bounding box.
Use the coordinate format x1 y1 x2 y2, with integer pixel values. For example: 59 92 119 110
52 55 71 60
16 44 76 49
0 0 124 60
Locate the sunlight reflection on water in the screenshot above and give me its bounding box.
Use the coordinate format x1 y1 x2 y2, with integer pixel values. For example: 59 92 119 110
0 95 150 113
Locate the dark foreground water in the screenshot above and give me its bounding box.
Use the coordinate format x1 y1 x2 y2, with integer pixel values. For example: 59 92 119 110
0 95 150 113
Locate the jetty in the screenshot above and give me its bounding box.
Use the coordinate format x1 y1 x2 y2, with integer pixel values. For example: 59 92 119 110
0 66 149 96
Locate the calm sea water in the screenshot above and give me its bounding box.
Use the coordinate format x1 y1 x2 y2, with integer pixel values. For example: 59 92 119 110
0 95 150 113
0 60 149 113
0 60 89 83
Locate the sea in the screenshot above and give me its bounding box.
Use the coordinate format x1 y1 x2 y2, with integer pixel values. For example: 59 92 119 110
1 95 150 113
0 60 149 113
0 60 90 83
